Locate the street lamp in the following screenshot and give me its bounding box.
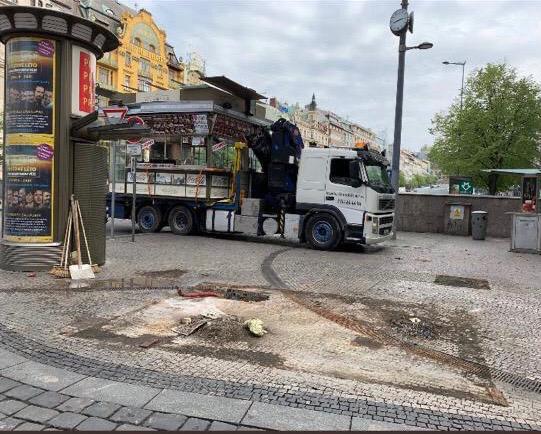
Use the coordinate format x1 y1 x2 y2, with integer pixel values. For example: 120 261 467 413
389 0 433 238
442 60 466 109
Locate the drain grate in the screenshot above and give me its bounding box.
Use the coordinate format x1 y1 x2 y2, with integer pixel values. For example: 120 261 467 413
434 275 490 290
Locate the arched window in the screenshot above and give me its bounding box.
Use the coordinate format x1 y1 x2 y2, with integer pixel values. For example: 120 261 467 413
133 37 142 47
149 44 156 53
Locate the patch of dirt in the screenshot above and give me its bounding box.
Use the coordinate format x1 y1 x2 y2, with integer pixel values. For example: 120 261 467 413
389 315 439 340
164 344 285 368
195 316 257 342
434 275 491 290
138 269 187 279
351 336 383 350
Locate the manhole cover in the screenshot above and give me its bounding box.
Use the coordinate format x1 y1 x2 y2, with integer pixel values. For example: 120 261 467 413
434 275 490 290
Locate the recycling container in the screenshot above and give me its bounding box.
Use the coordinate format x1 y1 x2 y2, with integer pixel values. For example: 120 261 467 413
472 211 488 240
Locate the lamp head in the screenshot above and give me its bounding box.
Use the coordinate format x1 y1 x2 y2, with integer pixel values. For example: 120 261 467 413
418 42 433 50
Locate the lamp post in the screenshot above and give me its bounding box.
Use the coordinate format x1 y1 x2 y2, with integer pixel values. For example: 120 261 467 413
442 61 466 110
389 0 433 238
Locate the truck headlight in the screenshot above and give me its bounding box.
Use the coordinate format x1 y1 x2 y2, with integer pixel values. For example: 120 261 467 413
372 218 379 234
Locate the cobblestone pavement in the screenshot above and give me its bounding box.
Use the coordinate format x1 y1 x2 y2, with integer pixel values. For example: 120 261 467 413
0 225 540 430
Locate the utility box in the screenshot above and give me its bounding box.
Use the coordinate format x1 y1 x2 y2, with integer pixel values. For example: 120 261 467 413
444 202 472 236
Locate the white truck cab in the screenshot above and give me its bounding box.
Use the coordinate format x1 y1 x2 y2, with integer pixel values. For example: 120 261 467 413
295 147 395 249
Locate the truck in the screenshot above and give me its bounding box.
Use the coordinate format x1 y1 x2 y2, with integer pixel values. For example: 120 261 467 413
106 98 395 250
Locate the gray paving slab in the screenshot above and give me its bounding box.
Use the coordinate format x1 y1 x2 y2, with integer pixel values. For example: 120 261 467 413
0 378 20 393
179 417 210 431
116 423 155 431
145 389 251 424
241 401 351 431
13 405 59 423
0 417 23 430
5 385 44 400
0 399 27 416
144 413 188 430
29 391 69 409
61 377 160 407
209 421 238 430
55 397 94 413
47 412 88 429
75 416 117 431
1 361 85 392
0 349 26 370
14 421 46 430
351 416 421 431
110 406 152 425
82 401 120 418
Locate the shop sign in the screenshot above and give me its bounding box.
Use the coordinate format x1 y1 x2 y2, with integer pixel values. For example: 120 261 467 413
126 143 142 156
193 114 209 135
4 37 56 243
71 46 96 116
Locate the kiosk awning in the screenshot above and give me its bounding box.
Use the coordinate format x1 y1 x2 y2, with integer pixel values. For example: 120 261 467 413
483 169 541 176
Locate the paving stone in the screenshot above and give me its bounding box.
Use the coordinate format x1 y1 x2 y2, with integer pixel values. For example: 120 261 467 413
55 397 94 413
143 412 188 430
111 406 152 425
47 412 87 429
62 377 159 407
0 378 20 393
145 389 250 424
13 405 59 423
116 423 155 431
29 392 70 409
0 350 27 370
237 426 264 431
74 416 117 431
0 399 27 416
0 417 24 430
179 417 210 431
82 402 121 418
209 421 238 430
14 422 46 430
2 362 85 392
5 385 44 401
242 401 350 431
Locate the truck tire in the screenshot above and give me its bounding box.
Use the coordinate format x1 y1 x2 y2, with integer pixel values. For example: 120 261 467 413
305 214 342 250
168 206 194 235
137 205 161 233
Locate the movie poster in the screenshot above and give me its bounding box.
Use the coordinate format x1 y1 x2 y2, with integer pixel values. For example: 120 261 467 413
3 37 56 243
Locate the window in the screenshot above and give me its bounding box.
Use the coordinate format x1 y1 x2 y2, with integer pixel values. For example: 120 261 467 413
138 77 151 92
139 58 151 77
124 75 131 89
329 158 358 186
149 44 156 53
125 53 131 66
133 37 142 47
98 67 113 86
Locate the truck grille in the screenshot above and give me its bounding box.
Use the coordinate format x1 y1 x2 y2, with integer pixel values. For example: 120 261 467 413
379 216 394 226
379 198 395 211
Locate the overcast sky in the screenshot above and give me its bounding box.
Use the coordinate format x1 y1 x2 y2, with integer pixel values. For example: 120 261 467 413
130 0 541 151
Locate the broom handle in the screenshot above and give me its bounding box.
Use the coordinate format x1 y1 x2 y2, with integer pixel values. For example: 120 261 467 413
64 211 72 269
59 209 70 267
71 195 82 266
76 200 93 265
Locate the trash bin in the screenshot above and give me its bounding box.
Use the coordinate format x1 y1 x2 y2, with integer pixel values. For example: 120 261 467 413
472 211 488 240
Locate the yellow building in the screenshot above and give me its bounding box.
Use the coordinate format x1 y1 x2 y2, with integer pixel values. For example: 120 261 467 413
77 0 205 97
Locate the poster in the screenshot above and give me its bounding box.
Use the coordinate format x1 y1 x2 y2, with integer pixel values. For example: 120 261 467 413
5 38 55 135
450 205 464 220
4 37 56 243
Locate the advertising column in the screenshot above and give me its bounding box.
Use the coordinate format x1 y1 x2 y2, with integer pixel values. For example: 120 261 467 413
3 37 56 243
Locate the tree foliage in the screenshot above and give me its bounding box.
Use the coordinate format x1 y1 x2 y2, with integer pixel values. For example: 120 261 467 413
429 63 541 194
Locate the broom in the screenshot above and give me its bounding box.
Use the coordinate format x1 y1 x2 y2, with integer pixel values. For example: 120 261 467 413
76 200 100 274
50 209 72 278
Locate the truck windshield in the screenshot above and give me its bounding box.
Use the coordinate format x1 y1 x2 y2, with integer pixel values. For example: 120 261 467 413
364 163 393 193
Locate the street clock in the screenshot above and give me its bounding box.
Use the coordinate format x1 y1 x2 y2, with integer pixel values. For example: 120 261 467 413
389 8 409 36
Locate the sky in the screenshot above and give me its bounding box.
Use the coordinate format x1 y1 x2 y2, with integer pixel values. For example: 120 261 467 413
129 0 541 151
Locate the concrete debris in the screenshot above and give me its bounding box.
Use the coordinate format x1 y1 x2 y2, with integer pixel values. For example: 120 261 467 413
181 317 192 325
244 318 267 337
202 310 221 320
172 318 207 336
409 317 421 324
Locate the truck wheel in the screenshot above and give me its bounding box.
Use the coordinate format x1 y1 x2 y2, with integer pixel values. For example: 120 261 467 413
305 214 342 250
168 206 194 235
137 205 161 233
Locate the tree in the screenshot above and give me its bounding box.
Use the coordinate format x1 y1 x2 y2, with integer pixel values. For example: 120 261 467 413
399 171 406 188
429 63 541 194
